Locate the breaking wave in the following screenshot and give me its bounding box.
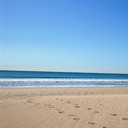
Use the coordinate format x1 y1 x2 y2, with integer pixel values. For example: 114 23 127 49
0 78 128 88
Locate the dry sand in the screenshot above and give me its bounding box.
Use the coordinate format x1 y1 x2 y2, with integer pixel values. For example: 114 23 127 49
0 87 128 128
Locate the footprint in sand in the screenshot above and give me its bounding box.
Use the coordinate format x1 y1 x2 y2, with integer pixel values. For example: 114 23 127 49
45 104 54 108
75 105 80 108
27 100 33 103
73 118 80 120
88 108 91 110
122 117 128 120
68 114 75 117
94 111 99 113
88 122 95 125
49 106 54 108
110 114 117 116
58 111 65 114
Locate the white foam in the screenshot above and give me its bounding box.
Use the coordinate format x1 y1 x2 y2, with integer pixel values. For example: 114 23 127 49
0 78 128 82
0 78 128 88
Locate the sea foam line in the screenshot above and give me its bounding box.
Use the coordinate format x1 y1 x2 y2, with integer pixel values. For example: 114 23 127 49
0 78 128 82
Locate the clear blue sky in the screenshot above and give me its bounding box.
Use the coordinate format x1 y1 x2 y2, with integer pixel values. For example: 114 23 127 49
0 0 128 73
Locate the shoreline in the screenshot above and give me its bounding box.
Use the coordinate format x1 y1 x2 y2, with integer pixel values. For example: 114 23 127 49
0 86 128 96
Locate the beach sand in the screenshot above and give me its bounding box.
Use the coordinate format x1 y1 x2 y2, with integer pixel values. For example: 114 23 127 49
0 87 128 128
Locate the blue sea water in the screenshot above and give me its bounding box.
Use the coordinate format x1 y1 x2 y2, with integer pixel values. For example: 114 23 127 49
0 70 128 88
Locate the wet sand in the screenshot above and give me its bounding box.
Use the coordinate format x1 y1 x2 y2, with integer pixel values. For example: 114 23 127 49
0 87 128 128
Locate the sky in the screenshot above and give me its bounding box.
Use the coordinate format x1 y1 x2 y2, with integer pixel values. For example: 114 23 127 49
0 0 128 73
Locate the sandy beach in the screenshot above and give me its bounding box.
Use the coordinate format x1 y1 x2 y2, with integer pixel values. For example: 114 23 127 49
0 87 128 128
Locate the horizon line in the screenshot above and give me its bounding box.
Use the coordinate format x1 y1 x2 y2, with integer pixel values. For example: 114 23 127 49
0 69 128 75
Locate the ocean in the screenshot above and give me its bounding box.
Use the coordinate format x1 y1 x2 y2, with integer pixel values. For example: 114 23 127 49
0 70 128 88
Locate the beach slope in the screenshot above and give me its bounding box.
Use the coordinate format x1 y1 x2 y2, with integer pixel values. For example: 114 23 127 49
0 87 128 128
